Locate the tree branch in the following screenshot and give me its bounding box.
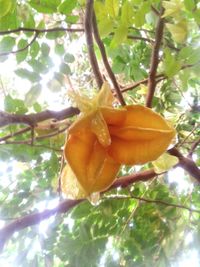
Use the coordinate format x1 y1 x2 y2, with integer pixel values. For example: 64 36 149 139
188 137 200 158
1 125 68 145
0 199 83 252
92 12 126 106
84 0 103 88
146 8 164 108
0 169 157 252
127 35 154 43
0 107 80 128
0 27 84 35
121 63 198 94
121 75 165 93
0 27 84 56
0 126 31 142
168 147 200 182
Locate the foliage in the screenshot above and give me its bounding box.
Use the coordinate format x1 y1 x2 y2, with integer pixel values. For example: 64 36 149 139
0 0 199 266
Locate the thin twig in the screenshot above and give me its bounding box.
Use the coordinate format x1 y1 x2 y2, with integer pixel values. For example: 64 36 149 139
121 75 165 93
84 0 103 88
0 32 39 56
1 142 62 152
58 156 65 196
0 126 31 142
177 123 199 148
146 8 164 107
1 126 68 144
127 35 154 43
105 195 200 214
30 126 35 146
92 12 126 105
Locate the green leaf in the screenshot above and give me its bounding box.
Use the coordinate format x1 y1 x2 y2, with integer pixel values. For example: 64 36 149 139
33 102 42 113
28 59 48 74
0 36 15 52
65 15 79 24
46 31 65 40
15 69 41 82
110 24 128 47
134 2 150 27
166 20 187 44
55 44 65 55
58 0 76 15
23 13 35 36
60 63 71 75
0 2 18 31
47 79 62 92
105 0 119 18
121 1 134 27
41 43 50 57
178 47 200 65
64 53 75 63
98 18 114 38
16 39 29 63
184 0 195 11
30 41 40 58
0 0 12 18
25 84 42 106
162 0 183 18
152 153 179 174
163 49 181 78
54 72 65 85
29 0 61 14
4 95 28 114
94 1 107 20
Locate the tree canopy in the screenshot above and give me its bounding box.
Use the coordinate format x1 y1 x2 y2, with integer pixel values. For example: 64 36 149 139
0 0 200 266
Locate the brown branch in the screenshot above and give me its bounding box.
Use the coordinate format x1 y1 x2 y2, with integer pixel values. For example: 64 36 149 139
0 199 83 252
0 27 84 56
0 27 84 36
146 8 164 108
92 12 126 106
84 0 103 88
0 169 157 252
127 35 154 43
0 107 80 128
121 62 198 95
168 147 200 182
121 75 165 93
151 5 160 16
188 137 200 158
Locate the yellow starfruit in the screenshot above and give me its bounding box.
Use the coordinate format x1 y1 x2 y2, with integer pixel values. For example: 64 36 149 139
63 82 122 196
107 105 176 165
61 164 87 199
63 82 176 198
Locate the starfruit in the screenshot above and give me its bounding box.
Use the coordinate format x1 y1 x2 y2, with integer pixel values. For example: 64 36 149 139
63 82 122 196
107 105 176 165
62 82 176 198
